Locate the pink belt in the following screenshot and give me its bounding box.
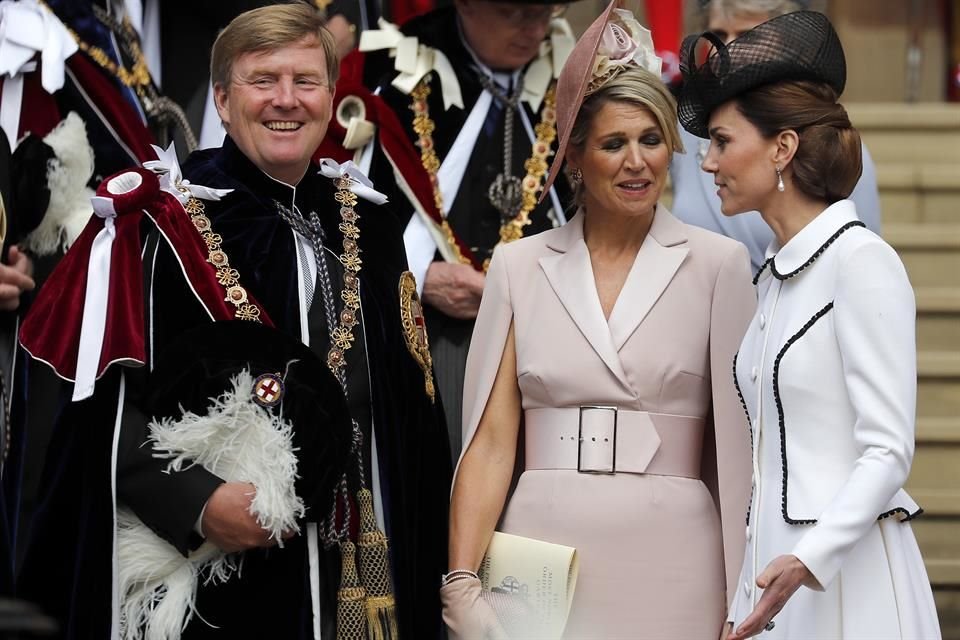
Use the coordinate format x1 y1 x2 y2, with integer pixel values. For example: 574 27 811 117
524 407 704 479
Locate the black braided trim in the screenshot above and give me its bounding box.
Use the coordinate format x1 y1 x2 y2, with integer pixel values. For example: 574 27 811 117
753 257 773 285
770 221 865 281
772 300 922 526
774 301 834 525
733 351 755 526
878 506 924 522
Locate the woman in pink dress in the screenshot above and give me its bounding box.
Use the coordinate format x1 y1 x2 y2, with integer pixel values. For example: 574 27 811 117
439 4 756 638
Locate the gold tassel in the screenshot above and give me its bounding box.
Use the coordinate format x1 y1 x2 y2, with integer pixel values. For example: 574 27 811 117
356 488 400 640
336 541 367 640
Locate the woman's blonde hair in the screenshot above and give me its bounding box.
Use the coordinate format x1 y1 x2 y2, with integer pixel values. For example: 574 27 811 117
567 66 683 206
211 3 339 89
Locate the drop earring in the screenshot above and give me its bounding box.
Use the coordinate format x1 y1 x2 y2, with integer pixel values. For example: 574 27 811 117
775 165 785 192
571 168 582 184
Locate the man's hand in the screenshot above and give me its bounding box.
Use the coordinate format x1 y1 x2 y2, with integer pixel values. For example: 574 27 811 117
0 246 35 311
200 482 294 553
729 555 816 639
422 262 485 320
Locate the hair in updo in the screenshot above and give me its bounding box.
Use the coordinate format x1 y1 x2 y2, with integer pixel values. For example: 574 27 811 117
735 80 861 203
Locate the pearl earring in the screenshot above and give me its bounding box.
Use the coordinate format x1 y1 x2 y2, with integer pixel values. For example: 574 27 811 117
775 165 785 192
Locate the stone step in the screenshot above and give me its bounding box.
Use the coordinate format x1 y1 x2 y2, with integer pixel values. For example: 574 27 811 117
919 377 960 419
917 352 960 420
878 184 959 225
909 471 960 516
849 103 960 131
890 231 960 288
885 224 960 250
919 351 960 379
917 417 960 444
909 420 960 510
849 103 960 165
886 224 960 289
913 517 960 586
916 287 960 313
915 287 960 352
934 590 960 640
917 314 960 352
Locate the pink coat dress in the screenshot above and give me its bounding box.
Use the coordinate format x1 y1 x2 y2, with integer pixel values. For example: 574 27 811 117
458 208 756 638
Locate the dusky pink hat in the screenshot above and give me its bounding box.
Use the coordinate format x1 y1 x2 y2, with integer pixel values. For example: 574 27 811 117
540 1 662 201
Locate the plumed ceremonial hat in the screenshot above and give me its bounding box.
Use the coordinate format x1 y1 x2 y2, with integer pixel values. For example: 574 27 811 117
677 10 846 139
541 1 662 197
146 321 353 518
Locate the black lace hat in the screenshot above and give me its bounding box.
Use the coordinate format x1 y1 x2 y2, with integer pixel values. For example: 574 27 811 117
677 11 846 138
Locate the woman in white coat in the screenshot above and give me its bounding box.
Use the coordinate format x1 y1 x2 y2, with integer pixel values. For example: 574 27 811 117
677 11 941 639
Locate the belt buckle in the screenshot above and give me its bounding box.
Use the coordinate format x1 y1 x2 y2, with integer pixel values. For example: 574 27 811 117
577 405 617 474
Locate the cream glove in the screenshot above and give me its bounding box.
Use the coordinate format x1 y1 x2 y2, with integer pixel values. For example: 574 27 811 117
440 575 509 640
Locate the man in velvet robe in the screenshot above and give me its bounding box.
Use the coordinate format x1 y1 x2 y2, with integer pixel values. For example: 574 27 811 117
15 5 450 638
358 0 578 457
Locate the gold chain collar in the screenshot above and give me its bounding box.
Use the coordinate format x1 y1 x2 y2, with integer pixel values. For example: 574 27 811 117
410 76 558 272
186 196 263 323
185 175 364 379
325 179 363 377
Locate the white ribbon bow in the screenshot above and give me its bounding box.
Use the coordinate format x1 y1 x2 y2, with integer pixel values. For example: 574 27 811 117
0 0 77 92
143 142 234 205
522 18 575 112
73 172 149 401
317 159 388 206
0 0 78 149
359 18 463 111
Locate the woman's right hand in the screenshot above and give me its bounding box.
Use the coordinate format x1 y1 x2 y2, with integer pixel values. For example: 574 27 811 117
440 576 509 640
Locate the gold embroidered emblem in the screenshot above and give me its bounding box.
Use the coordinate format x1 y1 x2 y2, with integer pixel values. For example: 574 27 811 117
398 271 435 403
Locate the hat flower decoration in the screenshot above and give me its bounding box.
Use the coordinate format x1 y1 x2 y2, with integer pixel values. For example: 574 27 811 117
541 2 660 198
589 9 662 94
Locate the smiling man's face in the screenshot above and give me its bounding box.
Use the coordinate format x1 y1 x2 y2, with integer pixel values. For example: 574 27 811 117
214 35 333 185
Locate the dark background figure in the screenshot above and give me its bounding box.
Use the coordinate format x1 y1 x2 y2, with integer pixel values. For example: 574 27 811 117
0 0 189 610
361 0 579 459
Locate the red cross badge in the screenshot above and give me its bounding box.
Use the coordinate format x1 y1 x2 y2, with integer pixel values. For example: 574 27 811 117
251 372 284 408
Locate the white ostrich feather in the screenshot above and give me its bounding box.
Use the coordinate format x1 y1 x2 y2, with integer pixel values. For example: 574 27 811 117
20 112 95 255
118 369 303 640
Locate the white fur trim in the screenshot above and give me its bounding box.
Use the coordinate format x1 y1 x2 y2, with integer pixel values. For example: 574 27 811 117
118 369 303 640
20 112 95 256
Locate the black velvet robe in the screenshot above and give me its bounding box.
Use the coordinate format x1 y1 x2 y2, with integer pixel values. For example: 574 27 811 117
366 6 572 265
363 7 573 456
16 138 451 638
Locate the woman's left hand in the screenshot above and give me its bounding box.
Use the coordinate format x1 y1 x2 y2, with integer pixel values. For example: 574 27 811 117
728 555 816 639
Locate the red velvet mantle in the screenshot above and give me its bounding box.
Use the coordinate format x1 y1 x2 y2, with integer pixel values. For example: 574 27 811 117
20 167 272 383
